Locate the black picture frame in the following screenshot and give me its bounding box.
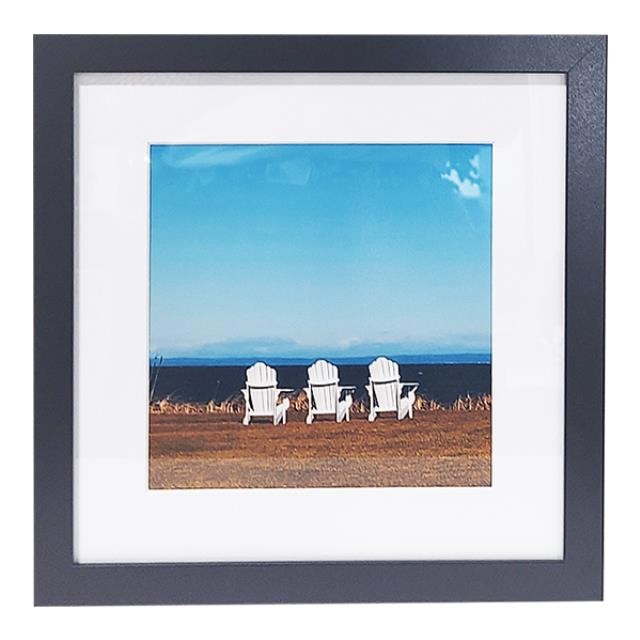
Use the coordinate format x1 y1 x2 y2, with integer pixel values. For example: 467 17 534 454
34 35 606 605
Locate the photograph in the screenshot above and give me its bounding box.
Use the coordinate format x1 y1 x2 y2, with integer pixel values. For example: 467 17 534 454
148 143 492 489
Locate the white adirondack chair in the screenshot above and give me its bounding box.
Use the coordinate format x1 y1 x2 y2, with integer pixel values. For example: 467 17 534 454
365 357 419 421
304 359 355 424
241 362 293 425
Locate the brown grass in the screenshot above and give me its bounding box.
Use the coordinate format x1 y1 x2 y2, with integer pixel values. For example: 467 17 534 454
149 409 491 489
149 392 492 415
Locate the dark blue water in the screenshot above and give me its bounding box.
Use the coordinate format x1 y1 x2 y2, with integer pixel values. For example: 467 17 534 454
150 363 491 404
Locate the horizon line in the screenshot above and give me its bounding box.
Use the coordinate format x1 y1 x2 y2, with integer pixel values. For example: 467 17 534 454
151 353 491 366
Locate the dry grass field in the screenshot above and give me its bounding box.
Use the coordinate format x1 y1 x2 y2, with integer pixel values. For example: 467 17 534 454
149 410 491 489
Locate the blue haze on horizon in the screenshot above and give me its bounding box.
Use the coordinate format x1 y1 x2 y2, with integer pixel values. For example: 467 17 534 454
150 144 492 363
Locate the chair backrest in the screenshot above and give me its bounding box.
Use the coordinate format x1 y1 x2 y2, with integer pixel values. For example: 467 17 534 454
245 362 277 413
369 357 400 411
307 359 339 412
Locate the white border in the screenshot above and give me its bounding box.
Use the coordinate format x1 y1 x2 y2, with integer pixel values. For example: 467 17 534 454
75 73 566 563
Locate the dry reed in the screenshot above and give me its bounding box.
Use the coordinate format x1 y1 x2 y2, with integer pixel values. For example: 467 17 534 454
149 391 491 415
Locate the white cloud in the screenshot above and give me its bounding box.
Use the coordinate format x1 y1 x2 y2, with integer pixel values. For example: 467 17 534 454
163 146 313 185
164 145 270 168
469 153 480 180
265 158 312 186
440 167 481 199
468 153 480 179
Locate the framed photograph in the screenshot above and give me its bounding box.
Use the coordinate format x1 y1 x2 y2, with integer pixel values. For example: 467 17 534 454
34 35 606 605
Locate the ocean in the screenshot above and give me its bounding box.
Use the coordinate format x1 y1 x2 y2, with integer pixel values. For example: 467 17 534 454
150 360 491 405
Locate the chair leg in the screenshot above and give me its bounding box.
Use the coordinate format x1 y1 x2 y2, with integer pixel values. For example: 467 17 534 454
242 414 250 426
338 396 353 423
366 387 375 422
276 399 290 426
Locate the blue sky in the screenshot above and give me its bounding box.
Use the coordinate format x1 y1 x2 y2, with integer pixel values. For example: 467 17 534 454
150 144 492 359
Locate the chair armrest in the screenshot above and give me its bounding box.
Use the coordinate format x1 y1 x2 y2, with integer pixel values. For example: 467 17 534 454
401 382 420 391
338 385 356 399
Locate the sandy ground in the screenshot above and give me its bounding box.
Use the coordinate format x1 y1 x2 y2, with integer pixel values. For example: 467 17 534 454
149 410 491 489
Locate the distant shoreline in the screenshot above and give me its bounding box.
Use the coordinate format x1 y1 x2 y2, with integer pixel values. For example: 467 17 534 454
152 354 491 367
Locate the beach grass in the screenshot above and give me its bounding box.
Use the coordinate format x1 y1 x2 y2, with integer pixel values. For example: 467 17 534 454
149 391 492 415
